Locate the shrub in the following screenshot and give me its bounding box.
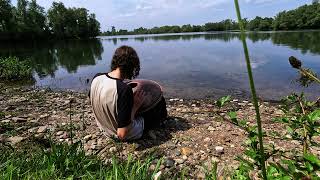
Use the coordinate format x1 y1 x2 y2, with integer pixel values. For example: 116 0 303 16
0 56 33 81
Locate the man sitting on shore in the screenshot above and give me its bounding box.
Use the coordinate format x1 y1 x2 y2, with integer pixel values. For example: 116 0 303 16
89 45 167 141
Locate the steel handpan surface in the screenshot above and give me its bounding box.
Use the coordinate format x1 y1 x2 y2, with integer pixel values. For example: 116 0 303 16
126 79 163 114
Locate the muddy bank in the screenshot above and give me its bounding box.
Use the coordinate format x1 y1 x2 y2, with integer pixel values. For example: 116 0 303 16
0 85 319 178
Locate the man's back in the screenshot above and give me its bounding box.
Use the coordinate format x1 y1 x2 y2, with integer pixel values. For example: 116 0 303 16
90 73 144 140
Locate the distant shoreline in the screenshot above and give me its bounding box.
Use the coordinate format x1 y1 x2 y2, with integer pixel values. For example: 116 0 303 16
98 29 320 38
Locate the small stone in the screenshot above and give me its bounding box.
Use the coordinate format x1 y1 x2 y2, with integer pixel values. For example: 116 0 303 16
208 126 215 131
37 126 48 133
204 137 211 142
28 127 38 133
149 164 156 171
179 99 184 102
215 146 224 154
181 147 192 156
5 115 12 119
59 132 68 139
175 158 185 164
56 131 64 136
12 117 27 122
109 147 117 153
182 155 188 160
8 136 25 145
159 165 165 170
90 144 96 150
165 158 174 167
2 120 10 123
84 134 92 142
175 150 181 156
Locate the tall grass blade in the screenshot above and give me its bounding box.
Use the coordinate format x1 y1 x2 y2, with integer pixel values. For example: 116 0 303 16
233 0 267 179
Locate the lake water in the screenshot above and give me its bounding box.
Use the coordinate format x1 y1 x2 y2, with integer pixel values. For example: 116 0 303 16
1 31 319 100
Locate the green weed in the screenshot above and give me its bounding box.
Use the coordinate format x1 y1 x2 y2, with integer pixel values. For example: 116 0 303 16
0 57 33 81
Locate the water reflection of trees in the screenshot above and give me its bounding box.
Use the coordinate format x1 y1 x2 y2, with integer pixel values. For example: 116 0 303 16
104 31 320 55
0 39 103 78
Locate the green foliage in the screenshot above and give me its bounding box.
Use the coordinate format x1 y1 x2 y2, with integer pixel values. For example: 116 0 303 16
273 3 320 30
48 2 100 39
0 141 162 179
216 95 231 108
0 0 100 40
0 56 32 81
275 93 320 153
247 16 273 31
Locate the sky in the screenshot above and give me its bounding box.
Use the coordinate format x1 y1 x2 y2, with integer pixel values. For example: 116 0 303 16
12 0 311 31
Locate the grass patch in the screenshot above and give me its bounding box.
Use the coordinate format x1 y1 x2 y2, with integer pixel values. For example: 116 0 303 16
0 56 33 81
0 141 162 179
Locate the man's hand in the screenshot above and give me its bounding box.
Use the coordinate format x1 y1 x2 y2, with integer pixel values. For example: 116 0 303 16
117 127 128 140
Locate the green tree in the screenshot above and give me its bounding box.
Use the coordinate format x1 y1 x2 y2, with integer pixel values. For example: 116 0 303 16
16 0 28 32
48 2 68 37
0 0 15 32
27 0 46 35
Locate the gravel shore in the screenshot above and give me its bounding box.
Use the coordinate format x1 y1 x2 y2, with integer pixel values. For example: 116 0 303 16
1 86 319 178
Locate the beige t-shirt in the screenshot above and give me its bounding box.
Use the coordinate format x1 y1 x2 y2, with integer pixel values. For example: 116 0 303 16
90 73 144 140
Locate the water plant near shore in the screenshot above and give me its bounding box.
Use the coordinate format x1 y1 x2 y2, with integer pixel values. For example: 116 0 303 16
0 56 33 81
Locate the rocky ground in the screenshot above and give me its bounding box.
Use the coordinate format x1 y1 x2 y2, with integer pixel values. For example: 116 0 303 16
0 86 319 179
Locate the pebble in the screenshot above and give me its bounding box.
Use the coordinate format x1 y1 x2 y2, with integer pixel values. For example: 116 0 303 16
84 134 92 141
175 150 181 156
165 158 175 167
208 126 215 131
8 136 25 145
182 155 188 160
215 146 224 154
56 131 64 136
175 158 185 164
204 137 211 142
59 132 68 139
181 147 192 156
37 126 48 133
109 147 117 153
12 117 27 122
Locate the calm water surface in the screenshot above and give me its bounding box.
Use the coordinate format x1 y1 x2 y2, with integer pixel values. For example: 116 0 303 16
1 31 319 100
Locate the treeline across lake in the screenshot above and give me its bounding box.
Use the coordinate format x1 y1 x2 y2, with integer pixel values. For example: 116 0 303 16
102 2 320 36
0 0 100 40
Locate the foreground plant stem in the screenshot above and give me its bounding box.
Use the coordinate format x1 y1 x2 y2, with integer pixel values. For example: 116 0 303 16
234 0 267 179
300 68 320 84
298 96 308 154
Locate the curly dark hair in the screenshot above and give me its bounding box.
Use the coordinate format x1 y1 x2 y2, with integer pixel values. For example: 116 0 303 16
110 45 140 79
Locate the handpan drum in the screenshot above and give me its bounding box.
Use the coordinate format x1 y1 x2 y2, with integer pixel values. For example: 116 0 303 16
126 79 163 114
